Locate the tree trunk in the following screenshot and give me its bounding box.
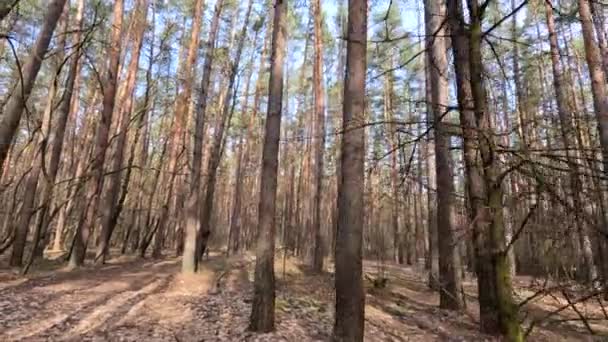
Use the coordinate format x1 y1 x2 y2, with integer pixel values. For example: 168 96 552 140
69 0 124 268
28 0 85 267
383 67 400 264
153 0 205 260
228 134 245 255
196 2 244 263
544 1 597 283
589 2 608 78
310 0 326 273
425 0 462 310
248 0 287 333
423 24 439 288
95 0 148 264
180 0 224 272
578 0 608 265
448 0 521 338
467 0 522 338
0 0 67 177
332 0 367 340
11 6 71 269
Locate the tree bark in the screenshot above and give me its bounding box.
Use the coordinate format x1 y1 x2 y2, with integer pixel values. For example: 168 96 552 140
332 0 367 340
579 0 608 225
196 0 246 263
248 0 287 333
310 0 326 273
425 0 462 310
383 67 400 264
467 0 522 338
447 0 521 338
10 7 70 268
423 12 439 284
95 0 148 264
180 0 224 272
69 0 124 268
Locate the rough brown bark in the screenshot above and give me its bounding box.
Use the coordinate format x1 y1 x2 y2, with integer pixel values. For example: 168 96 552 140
423 12 439 285
579 0 608 289
448 0 521 338
182 0 229 272
228 134 245 254
425 0 462 310
579 0 608 204
180 0 224 272
589 2 608 78
249 0 287 333
332 0 367 340
310 0 326 273
467 0 522 337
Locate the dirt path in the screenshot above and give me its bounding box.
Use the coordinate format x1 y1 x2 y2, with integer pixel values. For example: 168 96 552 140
0 255 606 341
0 256 252 341
1 258 179 341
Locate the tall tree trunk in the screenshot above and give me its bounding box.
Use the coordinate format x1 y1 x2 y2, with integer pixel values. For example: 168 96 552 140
197 0 245 263
310 0 326 272
0 0 67 176
248 0 287 333
119 23 155 257
181 0 224 272
423 9 438 284
333 0 367 340
426 0 462 310
292 23 311 259
29 0 85 268
578 0 608 262
9 7 69 267
153 0 205 259
330 3 346 262
468 0 522 338
69 0 124 268
544 1 596 282
228 134 245 254
448 0 521 338
589 3 608 78
95 0 148 264
383 67 401 264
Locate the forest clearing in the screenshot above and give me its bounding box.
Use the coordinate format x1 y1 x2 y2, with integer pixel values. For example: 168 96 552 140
2 0 608 340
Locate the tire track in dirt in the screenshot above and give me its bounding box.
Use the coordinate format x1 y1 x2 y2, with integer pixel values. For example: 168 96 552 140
0 258 180 341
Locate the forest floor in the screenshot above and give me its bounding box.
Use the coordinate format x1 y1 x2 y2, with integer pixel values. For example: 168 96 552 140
1 251 607 341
